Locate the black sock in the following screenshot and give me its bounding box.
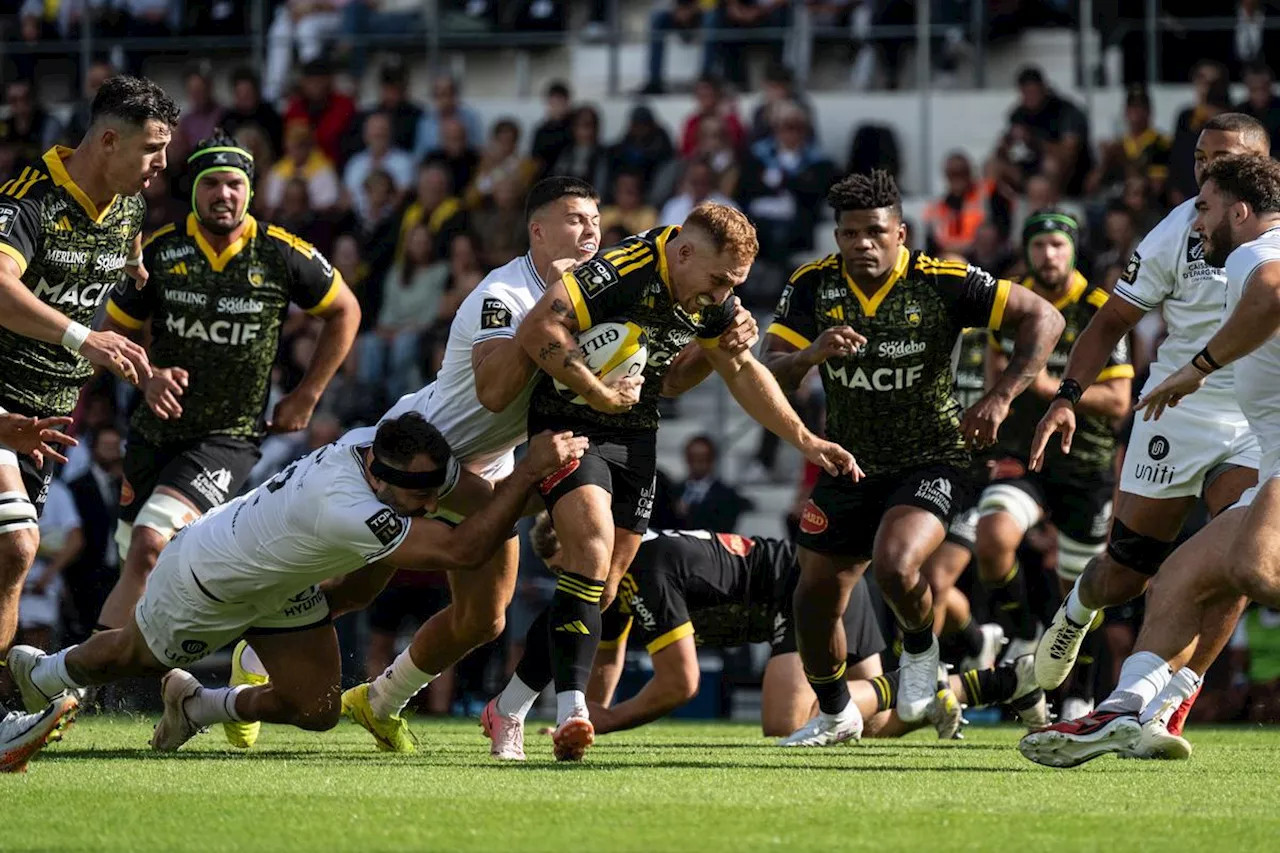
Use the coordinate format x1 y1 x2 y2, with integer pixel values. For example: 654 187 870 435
959 665 1019 707
547 572 605 694
514 608 554 692
901 615 934 655
958 617 985 658
984 562 1037 641
870 671 900 712
806 662 851 715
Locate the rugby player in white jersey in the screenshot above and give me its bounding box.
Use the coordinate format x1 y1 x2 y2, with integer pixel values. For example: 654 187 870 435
4 412 587 755
1027 113 1269 735
1020 153 1280 767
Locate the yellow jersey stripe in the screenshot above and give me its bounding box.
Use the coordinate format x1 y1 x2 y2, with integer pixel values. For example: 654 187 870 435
988 279 1012 329
106 299 146 330
143 222 177 249
304 272 345 316
604 243 651 264
0 242 28 275
1096 364 1135 383
1085 289 1109 309
12 172 47 200
2 167 31 197
789 255 839 283
616 254 655 278
765 322 812 351
645 621 695 655
561 270 593 331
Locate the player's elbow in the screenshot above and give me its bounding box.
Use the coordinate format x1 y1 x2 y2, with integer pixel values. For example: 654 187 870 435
475 381 510 413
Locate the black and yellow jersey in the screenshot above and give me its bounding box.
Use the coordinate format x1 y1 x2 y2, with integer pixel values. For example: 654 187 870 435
600 529 796 656
993 272 1133 482
529 226 737 433
953 328 990 411
107 213 343 444
767 247 1011 477
0 145 145 415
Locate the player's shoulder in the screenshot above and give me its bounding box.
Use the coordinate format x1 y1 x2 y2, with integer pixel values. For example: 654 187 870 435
1140 197 1198 252
0 155 57 207
910 250 978 280
1081 278 1111 311
477 253 543 301
787 252 840 285
141 220 185 252
596 226 675 277
1226 227 1280 281
261 220 318 255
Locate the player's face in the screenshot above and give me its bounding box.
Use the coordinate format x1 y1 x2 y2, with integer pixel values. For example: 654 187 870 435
1194 130 1259 187
835 208 906 282
374 482 441 518
670 239 750 314
532 196 600 268
194 171 250 235
1027 232 1074 289
104 118 171 195
1194 179 1240 268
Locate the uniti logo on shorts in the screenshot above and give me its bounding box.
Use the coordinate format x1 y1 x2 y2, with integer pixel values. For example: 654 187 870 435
915 477 953 513
799 501 828 534
539 459 580 495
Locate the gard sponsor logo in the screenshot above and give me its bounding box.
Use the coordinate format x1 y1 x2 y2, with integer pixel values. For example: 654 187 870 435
217 296 265 315
47 248 89 266
629 592 657 631
159 244 195 262
799 500 828 534
915 477 953 514
877 340 927 359
824 362 925 390
165 314 262 345
33 277 111 309
168 290 208 307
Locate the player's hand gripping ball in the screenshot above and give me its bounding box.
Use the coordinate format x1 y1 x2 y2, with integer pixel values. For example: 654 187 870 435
554 321 649 405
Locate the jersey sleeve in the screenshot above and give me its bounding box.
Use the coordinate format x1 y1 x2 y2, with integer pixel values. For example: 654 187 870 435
597 606 633 651
1112 212 1177 312
106 226 171 330
1086 291 1136 382
560 237 656 331
318 494 413 564
765 262 822 350
923 256 1013 330
619 570 694 656
271 226 344 315
0 193 42 276
473 281 523 345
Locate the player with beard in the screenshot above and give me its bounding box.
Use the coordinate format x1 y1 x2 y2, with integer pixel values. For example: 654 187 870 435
763 171 1062 746
0 75 178 770
1028 114 1269 736
95 131 360 682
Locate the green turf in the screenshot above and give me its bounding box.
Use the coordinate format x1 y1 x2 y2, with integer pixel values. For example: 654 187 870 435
2 717 1277 852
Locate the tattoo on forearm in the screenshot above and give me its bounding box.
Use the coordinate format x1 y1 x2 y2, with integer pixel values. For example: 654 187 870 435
563 347 586 370
550 298 570 315
549 299 578 332
537 341 562 363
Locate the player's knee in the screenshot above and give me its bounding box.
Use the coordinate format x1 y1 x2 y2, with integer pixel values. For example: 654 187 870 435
288 694 342 731
454 607 506 647
973 520 1019 581
125 527 168 576
0 526 38 585
871 562 914 602
1105 519 1177 578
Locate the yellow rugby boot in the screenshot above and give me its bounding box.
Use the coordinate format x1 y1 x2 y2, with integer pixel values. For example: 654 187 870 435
341 684 416 753
223 640 268 748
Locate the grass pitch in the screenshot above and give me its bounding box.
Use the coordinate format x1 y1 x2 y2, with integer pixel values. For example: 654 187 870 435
2 717 1277 852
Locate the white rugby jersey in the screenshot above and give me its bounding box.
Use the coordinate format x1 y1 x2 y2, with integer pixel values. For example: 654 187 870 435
1224 229 1280 478
392 253 545 468
174 427 411 612
1113 198 1243 414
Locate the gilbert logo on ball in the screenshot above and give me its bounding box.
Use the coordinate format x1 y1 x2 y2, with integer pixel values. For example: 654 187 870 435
554 321 649 405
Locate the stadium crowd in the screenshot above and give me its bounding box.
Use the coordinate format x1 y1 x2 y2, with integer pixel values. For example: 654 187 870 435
2 1 1280 730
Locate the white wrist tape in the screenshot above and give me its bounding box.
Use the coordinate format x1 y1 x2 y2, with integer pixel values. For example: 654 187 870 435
61 321 90 353
125 256 142 267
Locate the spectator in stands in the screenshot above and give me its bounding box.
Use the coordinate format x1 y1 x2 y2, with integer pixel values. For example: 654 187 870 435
606 104 675 194
0 80 63 165
273 176 337 256
601 224 629 248
414 75 484 160
359 62 423 155
233 125 277 215
265 121 342 218
1233 0 1273 78
264 0 345 103
347 169 401 292
222 67 284 158
285 59 357 167
992 66 1091 197
464 119 537 210
99 0 175 76
1119 173 1163 237
692 113 741 198
639 0 713 95
141 171 180 236
16 0 65 87
1236 62 1280 155
923 152 995 258
704 0 792 90
61 426 124 644
356 221 446 406
659 157 737 226
548 105 608 189
64 61 115 147
738 101 833 265
344 112 415 207
18 477 81 651
471 178 530 268
672 435 752 533
423 118 481 207
398 162 468 262
1170 61 1231 202
750 63 813 143
1095 202 1140 276
438 231 486 321
170 64 225 164
339 0 424 81
1086 86 1171 202
967 221 1016 279
679 74 745 157
531 82 575 176
600 171 659 235
1009 169 1063 265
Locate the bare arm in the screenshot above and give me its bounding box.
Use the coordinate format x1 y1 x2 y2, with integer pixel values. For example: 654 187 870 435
295 283 361 404
985 284 1065 406
1059 296 1146 392
762 325 866 394
661 343 714 398
587 634 628 706
587 636 700 736
473 337 538 412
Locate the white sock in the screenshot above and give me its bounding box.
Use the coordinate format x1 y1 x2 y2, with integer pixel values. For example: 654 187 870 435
30 647 85 698
183 685 247 727
1064 581 1096 626
555 689 587 725
240 643 267 678
496 674 542 720
1141 667 1202 725
367 648 437 719
1097 651 1174 714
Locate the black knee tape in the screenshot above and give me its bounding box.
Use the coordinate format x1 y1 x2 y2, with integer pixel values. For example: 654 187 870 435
1105 519 1177 577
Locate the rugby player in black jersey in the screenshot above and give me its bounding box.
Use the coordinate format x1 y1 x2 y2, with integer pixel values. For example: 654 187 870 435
763 170 1062 745
484 203 856 761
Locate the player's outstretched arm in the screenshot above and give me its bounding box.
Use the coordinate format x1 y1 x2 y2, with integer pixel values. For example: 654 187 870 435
761 325 866 393
661 304 759 397
515 277 640 414
589 635 700 736
704 345 863 479
1138 261 1280 421
270 283 360 433
0 414 77 469
473 337 539 412
383 431 589 572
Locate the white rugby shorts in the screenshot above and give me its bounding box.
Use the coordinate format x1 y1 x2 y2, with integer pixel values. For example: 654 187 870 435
1120 406 1258 500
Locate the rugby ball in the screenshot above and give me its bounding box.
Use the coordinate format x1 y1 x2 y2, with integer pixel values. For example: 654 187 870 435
554 321 648 405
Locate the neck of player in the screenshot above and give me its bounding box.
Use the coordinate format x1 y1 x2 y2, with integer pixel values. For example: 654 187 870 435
201 216 251 252
64 143 117 210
